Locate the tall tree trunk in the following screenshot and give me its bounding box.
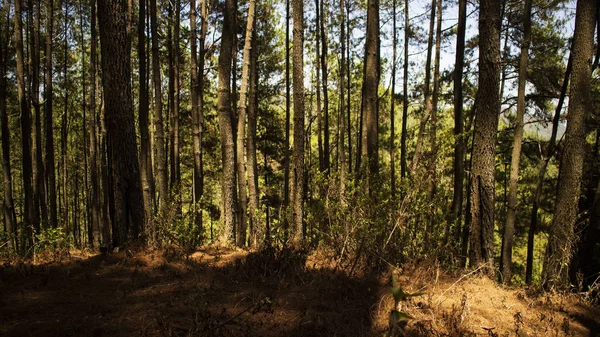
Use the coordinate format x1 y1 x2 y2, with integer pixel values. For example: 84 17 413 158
315 0 323 173
62 1 69 233
291 0 305 245
320 0 329 174
191 0 206 236
448 0 466 247
500 0 532 284
346 0 351 175
217 0 237 243
525 49 572 285
150 0 167 235
30 0 46 229
247 24 259 247
542 0 595 289
283 0 290 238
89 0 101 246
360 0 379 183
339 0 347 201
410 0 435 176
45 0 58 230
98 0 145 247
15 0 35 251
172 0 180 190
468 0 502 272
389 0 396 199
0 1 18 250
138 0 153 237
79 0 88 245
400 0 408 180
235 0 256 247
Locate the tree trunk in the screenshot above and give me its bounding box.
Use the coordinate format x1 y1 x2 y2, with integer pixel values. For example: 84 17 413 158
191 0 206 236
247 25 259 247
500 0 532 284
468 0 502 272
448 0 466 247
410 0 435 176
150 0 167 236
235 0 256 247
400 0 408 180
0 2 18 250
339 0 347 201
542 0 595 290
61 0 69 234
315 0 323 173
29 0 46 230
138 0 153 237
172 0 180 190
15 0 35 251
283 0 290 238
217 0 237 243
291 0 305 245
90 0 103 247
98 0 145 247
360 0 379 182
320 0 329 174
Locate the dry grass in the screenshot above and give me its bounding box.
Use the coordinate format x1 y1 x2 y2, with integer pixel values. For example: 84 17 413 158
1 247 598 336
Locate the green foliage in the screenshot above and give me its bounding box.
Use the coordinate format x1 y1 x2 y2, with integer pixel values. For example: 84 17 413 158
389 277 422 334
34 227 71 259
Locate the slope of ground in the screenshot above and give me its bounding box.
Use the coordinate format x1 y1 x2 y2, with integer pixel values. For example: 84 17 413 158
0 246 598 336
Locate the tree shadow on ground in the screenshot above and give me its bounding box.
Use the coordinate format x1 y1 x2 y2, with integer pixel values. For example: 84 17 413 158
0 246 382 337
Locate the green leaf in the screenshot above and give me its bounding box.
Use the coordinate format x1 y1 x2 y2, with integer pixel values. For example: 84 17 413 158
390 310 414 322
391 286 423 303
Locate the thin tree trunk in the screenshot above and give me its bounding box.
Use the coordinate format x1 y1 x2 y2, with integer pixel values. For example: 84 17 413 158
89 0 102 246
235 0 256 247
30 0 46 229
320 0 329 174
500 0 532 284
468 0 502 273
389 0 396 199
138 0 153 234
410 0 435 176
15 0 35 251
247 24 259 247
62 1 69 233
45 0 58 230
542 0 595 289
172 0 180 190
448 0 466 247
346 0 351 175
217 0 237 243
315 0 323 172
283 0 290 238
400 0 408 180
150 0 167 235
291 0 305 245
339 0 347 201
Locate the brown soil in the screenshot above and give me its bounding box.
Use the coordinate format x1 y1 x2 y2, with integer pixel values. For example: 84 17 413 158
0 247 598 337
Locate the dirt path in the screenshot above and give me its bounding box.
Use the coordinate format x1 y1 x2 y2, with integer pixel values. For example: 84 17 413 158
0 246 380 337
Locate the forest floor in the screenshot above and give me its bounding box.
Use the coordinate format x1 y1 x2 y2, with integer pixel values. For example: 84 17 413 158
0 245 599 337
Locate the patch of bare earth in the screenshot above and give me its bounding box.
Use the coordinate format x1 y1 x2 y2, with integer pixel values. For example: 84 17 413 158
1 248 598 336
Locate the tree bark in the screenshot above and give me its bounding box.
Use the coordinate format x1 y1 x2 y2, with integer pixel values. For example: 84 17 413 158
247 24 259 247
217 0 237 243
150 0 167 234
448 0 466 247
360 0 380 182
320 0 329 174
468 0 502 272
15 0 35 251
0 1 18 250
138 0 153 237
400 0 408 180
235 0 256 246
500 0 532 284
339 0 347 201
291 0 305 245
98 0 145 247
542 0 595 290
